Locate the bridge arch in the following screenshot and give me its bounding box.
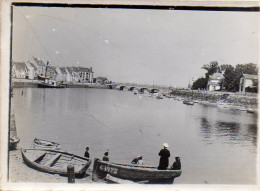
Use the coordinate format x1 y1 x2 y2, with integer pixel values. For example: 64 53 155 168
139 87 150 93
119 86 127 90
129 87 137 91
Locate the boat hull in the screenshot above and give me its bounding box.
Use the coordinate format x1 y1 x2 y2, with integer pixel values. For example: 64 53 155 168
38 83 66 88
92 158 181 182
183 100 194 105
21 149 91 176
33 138 61 150
9 137 20 150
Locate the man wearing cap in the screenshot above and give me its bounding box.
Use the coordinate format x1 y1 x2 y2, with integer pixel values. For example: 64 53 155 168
158 143 170 170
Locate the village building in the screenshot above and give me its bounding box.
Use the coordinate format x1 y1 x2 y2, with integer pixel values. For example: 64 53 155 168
94 76 109 84
26 62 37 79
207 72 224 91
239 74 258 93
46 66 58 80
77 67 93 83
65 67 79 82
12 62 28 79
28 57 47 77
56 67 68 82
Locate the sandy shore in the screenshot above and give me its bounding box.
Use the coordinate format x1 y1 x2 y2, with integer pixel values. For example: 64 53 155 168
9 149 102 184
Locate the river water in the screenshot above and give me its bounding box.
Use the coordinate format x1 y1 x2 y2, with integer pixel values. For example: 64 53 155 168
10 88 257 184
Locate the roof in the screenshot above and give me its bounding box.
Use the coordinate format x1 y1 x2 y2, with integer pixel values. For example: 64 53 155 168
13 62 28 71
65 67 74 75
242 74 258 80
209 73 224 80
27 62 37 71
59 67 67 74
77 67 92 73
33 57 46 66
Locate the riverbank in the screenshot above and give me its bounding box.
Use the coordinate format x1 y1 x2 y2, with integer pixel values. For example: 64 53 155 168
9 149 102 183
168 89 258 108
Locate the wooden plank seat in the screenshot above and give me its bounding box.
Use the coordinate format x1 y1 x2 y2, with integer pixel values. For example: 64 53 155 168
33 153 46 163
45 153 62 167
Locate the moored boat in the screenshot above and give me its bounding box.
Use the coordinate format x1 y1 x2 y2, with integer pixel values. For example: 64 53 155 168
92 158 182 183
38 80 66 88
33 138 61 150
21 149 91 176
183 100 194 105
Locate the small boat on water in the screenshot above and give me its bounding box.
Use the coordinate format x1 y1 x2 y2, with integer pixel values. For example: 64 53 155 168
247 107 258 114
156 94 163 99
92 158 182 183
33 138 61 150
183 100 194 105
21 149 92 176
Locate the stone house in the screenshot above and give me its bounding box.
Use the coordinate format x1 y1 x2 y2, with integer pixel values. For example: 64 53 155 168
239 74 258 93
12 62 28 79
207 72 224 91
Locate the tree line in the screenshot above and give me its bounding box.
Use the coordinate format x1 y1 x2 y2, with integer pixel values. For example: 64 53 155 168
192 61 258 92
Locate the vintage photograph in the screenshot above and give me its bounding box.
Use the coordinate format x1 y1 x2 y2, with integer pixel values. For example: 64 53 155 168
4 1 259 187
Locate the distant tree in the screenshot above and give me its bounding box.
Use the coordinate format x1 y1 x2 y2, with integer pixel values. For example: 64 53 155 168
192 78 207 90
222 63 258 91
202 61 220 81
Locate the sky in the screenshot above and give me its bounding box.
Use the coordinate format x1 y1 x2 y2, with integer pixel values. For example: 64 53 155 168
12 6 259 87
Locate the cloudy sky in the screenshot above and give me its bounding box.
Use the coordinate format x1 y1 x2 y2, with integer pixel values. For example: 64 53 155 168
12 6 259 87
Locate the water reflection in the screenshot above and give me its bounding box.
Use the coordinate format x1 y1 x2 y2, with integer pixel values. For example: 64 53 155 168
200 117 257 147
200 118 213 144
246 124 257 147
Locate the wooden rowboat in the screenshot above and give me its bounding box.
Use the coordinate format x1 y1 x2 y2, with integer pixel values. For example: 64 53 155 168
92 158 182 183
183 100 194 105
21 149 91 176
33 138 61 150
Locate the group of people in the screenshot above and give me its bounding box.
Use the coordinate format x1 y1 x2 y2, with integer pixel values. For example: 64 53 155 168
84 147 110 161
131 143 181 170
84 143 181 170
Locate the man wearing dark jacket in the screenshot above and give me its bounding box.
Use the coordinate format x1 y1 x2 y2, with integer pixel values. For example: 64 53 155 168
158 143 170 170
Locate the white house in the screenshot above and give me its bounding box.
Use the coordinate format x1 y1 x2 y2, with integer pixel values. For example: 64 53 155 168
12 62 28 79
207 72 224 91
239 74 258 93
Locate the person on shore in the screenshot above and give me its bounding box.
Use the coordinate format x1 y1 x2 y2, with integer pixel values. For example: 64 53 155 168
170 157 181 170
131 156 142 164
137 156 144 165
158 143 170 170
84 147 90 158
102 151 109 161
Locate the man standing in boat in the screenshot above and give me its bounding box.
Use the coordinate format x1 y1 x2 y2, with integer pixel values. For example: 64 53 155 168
84 147 90 158
158 143 170 170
